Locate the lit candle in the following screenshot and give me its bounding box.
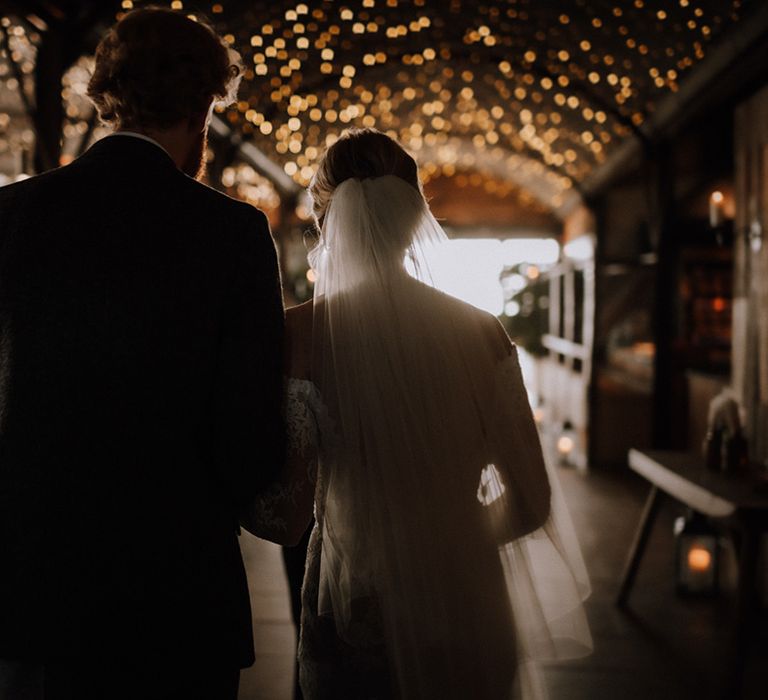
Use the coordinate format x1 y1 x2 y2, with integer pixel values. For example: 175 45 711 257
687 546 712 572
709 191 724 228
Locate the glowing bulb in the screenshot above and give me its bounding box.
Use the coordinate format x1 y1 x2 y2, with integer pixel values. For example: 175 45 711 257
557 435 574 454
306 268 317 283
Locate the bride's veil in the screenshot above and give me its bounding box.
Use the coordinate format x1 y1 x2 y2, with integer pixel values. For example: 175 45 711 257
307 173 591 698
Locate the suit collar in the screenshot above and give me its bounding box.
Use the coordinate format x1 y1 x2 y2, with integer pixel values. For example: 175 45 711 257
107 131 172 159
80 133 179 172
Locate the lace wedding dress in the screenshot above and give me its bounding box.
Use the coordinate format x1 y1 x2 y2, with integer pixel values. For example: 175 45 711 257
243 175 591 699
283 377 393 697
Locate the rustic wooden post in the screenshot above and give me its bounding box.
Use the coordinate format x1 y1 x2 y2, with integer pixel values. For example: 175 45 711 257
733 86 768 467
32 24 66 172
649 141 677 449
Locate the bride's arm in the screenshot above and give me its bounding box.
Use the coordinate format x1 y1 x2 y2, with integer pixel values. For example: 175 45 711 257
483 320 551 542
240 302 316 546
239 387 316 546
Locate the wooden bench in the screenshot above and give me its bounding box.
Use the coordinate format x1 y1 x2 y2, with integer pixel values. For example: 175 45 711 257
617 449 768 696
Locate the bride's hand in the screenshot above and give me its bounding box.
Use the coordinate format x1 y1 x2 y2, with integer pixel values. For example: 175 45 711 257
239 453 315 546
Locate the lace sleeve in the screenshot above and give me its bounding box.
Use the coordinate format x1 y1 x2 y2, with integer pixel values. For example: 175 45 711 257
240 379 318 545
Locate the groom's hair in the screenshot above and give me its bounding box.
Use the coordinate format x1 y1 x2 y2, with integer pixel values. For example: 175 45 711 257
87 7 242 130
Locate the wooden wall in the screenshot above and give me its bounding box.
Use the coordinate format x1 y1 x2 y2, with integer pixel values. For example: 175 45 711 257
422 175 559 233
733 84 768 466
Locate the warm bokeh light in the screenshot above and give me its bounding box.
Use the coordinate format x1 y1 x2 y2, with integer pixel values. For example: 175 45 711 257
687 546 712 572
557 435 575 455
0 3 748 212
525 264 540 280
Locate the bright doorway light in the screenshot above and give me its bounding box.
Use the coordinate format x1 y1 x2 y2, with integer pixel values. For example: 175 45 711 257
563 235 594 261
416 238 559 315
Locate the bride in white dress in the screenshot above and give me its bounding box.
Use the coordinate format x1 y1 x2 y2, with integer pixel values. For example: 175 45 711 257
242 128 592 699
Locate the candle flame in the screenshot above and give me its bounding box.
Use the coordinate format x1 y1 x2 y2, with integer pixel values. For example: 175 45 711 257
688 546 712 572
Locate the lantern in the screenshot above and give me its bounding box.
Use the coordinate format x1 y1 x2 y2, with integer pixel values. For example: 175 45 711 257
674 510 719 595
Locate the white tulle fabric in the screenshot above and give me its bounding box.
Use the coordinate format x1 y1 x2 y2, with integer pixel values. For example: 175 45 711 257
305 175 591 699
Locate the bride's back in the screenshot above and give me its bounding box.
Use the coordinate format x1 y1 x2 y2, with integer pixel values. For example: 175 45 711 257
300 276 523 697
329 273 506 460
294 127 590 700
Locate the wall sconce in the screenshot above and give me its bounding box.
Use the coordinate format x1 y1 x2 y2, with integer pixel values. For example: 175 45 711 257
674 510 719 595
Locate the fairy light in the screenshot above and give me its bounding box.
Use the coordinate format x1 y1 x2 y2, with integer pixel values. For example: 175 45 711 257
0 2 749 209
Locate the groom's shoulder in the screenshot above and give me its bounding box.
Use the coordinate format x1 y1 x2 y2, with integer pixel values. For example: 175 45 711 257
179 177 273 250
0 167 64 205
182 177 268 226
0 168 76 231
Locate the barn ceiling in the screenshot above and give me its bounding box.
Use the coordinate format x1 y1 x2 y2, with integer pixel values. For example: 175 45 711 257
0 0 761 216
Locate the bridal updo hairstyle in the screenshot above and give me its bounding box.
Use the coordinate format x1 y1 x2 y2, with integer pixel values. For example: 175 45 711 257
309 128 423 229
87 7 242 130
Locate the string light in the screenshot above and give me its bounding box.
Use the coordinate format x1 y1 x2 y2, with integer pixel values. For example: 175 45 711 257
0 1 748 209
196 0 742 210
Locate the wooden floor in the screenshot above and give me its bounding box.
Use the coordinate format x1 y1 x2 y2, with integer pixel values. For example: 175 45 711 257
237 465 767 699
238 535 296 700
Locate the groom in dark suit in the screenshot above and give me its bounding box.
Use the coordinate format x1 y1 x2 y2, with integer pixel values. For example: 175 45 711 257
0 9 284 699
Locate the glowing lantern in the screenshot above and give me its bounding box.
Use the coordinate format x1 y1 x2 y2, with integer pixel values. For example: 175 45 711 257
687 547 712 571
674 511 719 595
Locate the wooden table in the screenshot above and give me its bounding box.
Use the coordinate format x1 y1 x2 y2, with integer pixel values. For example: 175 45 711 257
617 449 768 695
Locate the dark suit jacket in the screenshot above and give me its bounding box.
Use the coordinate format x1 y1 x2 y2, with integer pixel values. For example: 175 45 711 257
0 135 284 667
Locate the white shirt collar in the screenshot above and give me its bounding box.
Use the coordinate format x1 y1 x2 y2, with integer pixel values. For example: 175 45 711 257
106 131 172 159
